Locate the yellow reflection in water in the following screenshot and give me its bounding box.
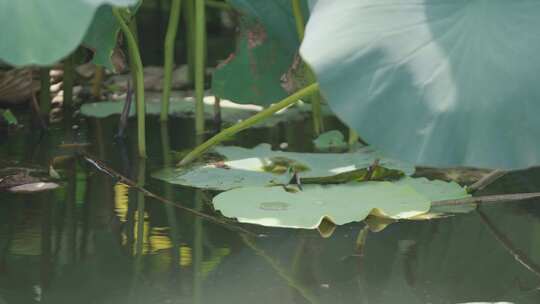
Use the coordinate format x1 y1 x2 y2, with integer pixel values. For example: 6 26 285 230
180 245 192 267
114 182 129 222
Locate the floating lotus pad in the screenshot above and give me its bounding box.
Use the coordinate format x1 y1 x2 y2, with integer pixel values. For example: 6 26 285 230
153 144 415 190
313 130 348 152
301 0 540 169
213 177 469 230
81 98 329 127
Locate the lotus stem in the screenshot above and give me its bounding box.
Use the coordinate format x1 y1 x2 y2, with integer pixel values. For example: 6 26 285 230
161 0 183 121
179 83 320 166
113 7 147 158
91 66 104 100
63 53 75 107
291 0 323 135
348 129 359 146
194 0 206 135
291 0 305 41
310 91 324 135
39 68 51 117
185 0 195 84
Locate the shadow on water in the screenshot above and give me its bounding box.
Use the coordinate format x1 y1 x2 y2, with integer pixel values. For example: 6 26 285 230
1 111 540 304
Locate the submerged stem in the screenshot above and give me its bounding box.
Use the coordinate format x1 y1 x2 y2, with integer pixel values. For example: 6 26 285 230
161 0 183 121
179 83 320 166
113 7 147 158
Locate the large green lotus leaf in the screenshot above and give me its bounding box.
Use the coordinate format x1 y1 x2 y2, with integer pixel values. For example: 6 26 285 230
300 1 540 169
227 0 307 53
82 5 119 71
153 143 415 190
0 0 137 66
212 0 308 105
213 176 468 229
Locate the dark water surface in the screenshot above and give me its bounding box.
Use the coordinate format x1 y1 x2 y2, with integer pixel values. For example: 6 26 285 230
1 113 540 304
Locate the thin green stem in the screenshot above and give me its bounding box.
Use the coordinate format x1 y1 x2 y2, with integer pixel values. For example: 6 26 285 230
113 7 147 158
39 68 51 117
310 88 323 135
63 53 75 107
161 0 183 121
91 66 104 100
291 0 305 41
348 129 359 146
185 0 195 84
290 0 323 135
179 83 320 166
195 0 206 135
128 15 140 93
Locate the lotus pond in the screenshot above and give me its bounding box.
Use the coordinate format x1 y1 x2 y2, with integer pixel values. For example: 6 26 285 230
3 1 540 303
1 111 540 304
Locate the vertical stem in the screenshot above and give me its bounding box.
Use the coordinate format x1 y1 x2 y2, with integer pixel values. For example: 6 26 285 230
39 68 51 117
348 129 359 147
194 0 206 135
161 0 183 121
290 0 323 135
91 66 104 100
128 15 140 104
291 0 305 41
310 89 323 135
185 0 195 84
113 7 147 158
63 53 75 107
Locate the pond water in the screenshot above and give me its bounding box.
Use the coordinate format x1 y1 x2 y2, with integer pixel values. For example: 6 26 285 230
1 112 540 304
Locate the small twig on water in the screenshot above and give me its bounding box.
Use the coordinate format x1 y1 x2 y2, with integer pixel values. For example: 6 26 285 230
477 208 540 278
80 152 259 237
467 169 507 193
432 192 540 207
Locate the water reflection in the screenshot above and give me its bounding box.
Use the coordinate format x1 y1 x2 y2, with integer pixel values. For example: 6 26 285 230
1 116 540 303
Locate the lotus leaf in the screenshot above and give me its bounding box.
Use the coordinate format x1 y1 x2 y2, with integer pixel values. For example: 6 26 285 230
301 0 540 169
153 143 415 190
212 177 469 229
212 0 309 105
312 130 348 152
0 0 138 66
